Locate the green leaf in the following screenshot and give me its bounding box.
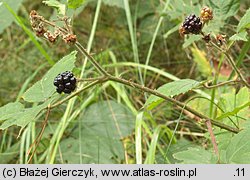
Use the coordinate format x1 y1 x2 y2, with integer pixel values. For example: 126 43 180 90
0 0 23 34
217 101 250 120
173 147 218 164
58 101 135 163
164 139 200 163
0 99 53 130
226 128 250 163
230 31 248 41
205 0 240 32
237 8 250 32
206 0 240 20
102 0 124 9
145 79 201 110
215 130 234 163
43 0 66 15
166 0 201 20
67 0 85 9
187 97 211 117
217 87 250 124
22 51 77 102
0 102 24 121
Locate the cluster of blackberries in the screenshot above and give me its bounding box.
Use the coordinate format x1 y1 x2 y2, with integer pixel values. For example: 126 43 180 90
182 14 203 35
53 71 76 94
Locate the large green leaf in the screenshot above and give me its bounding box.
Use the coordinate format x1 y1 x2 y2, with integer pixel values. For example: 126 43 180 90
145 79 201 110
160 139 199 163
0 0 23 34
187 97 211 117
206 0 240 20
22 51 77 102
0 99 54 129
166 0 201 20
217 101 250 120
173 147 218 164
215 130 234 163
0 102 24 121
226 128 250 163
230 31 248 42
217 87 250 126
237 7 250 32
58 101 135 163
204 0 240 33
229 7 250 42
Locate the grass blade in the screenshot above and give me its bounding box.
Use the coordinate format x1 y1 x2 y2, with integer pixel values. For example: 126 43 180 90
135 111 143 164
144 125 161 164
143 0 171 81
123 0 144 86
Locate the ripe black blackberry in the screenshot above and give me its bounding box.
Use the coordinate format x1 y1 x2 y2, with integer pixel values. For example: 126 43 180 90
53 71 76 94
182 14 203 35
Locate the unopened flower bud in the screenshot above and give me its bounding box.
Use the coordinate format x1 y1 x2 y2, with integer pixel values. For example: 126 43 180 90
200 6 213 23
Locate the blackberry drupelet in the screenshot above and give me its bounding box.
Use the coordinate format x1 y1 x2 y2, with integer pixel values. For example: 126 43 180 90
182 14 203 35
53 71 76 94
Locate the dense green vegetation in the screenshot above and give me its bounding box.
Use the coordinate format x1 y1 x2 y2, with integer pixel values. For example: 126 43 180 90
0 0 250 164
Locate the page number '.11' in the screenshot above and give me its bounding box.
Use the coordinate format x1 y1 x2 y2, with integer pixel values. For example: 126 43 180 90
235 168 244 177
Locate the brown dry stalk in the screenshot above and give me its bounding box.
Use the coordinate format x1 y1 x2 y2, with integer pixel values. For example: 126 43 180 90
205 119 220 162
27 105 51 163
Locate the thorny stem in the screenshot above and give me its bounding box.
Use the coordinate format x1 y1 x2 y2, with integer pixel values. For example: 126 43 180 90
202 80 242 89
77 76 106 82
35 13 240 134
107 76 239 133
75 42 110 76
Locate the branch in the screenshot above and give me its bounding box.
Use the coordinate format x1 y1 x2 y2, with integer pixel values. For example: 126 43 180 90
209 41 250 89
27 104 51 163
31 11 240 134
202 80 242 89
107 76 239 133
75 42 110 77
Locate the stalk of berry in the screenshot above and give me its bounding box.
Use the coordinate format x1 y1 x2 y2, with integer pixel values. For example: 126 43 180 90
53 71 77 94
